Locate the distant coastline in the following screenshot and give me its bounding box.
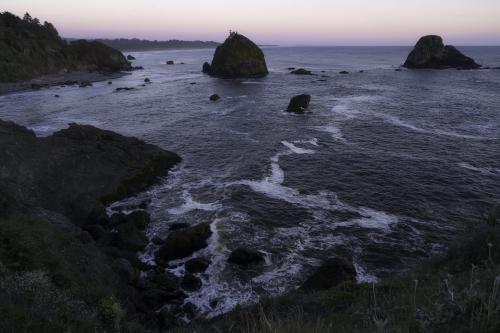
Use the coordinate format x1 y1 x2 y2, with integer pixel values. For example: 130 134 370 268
65 38 221 51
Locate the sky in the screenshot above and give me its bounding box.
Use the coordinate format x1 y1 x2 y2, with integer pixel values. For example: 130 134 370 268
2 0 500 45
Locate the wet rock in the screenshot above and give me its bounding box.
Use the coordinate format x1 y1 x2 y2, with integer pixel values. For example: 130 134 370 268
131 66 144 70
287 94 311 113
126 210 151 230
144 78 150 83
127 55 136 60
114 222 148 251
205 32 268 78
115 87 135 91
181 274 202 291
64 80 79 86
291 68 312 75
404 35 481 69
112 258 137 284
395 68 402 72
54 94 60 98
210 94 221 101
182 302 198 320
166 60 174 65
300 258 356 291
108 81 112 84
288 67 296 70
157 222 212 261
185 258 210 273
339 71 349 74
79 81 92 88
228 247 264 267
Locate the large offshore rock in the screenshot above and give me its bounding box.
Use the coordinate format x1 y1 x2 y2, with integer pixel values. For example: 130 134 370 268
204 33 268 78
403 35 480 69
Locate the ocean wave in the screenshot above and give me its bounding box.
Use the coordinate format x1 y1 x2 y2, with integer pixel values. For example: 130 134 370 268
167 190 222 215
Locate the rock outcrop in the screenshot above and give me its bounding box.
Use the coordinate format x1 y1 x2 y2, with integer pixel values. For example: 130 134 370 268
0 12 131 82
0 118 181 331
403 35 481 69
156 223 212 261
287 94 311 113
300 258 356 291
203 32 268 78
228 247 265 267
291 68 312 75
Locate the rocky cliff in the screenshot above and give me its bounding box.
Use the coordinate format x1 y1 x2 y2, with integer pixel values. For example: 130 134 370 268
0 12 131 82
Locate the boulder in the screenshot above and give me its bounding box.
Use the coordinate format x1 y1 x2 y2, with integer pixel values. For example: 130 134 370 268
228 247 264 267
111 258 137 284
300 258 356 291
157 222 212 261
210 94 220 101
181 274 202 291
169 222 189 231
114 222 148 252
287 94 311 113
126 210 151 230
166 60 174 65
291 68 312 75
185 258 210 273
403 35 481 69
127 55 136 60
205 32 268 78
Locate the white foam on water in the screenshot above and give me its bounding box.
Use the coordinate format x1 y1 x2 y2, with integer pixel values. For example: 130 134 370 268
281 140 316 154
459 162 500 175
167 190 222 215
314 125 346 142
354 262 379 283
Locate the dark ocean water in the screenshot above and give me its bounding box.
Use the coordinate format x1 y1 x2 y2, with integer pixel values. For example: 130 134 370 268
1 46 499 317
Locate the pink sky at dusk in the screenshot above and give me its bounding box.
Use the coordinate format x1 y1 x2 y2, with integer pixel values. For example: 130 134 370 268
2 0 500 45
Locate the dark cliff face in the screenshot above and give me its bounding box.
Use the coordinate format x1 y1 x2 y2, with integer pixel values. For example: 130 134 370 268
404 35 480 69
207 33 268 78
0 12 131 82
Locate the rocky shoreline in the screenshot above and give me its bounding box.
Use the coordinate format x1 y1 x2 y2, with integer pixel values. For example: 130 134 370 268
0 119 187 331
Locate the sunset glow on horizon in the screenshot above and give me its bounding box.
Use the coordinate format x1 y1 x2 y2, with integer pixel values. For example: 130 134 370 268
3 0 500 45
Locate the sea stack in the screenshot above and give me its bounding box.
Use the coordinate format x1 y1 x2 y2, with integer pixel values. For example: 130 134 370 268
203 32 268 78
403 35 480 69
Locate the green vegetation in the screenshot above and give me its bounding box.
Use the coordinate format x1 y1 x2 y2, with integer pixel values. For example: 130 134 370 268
0 11 130 82
0 214 129 332
176 208 500 333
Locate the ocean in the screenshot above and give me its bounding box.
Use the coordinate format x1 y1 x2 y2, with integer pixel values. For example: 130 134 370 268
1 46 499 317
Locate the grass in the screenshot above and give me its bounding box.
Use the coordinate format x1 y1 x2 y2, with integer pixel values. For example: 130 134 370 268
175 210 500 333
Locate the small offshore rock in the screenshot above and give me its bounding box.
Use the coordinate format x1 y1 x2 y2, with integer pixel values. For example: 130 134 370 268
144 78 151 83
300 258 356 291
108 81 112 84
166 60 174 65
210 94 220 101
287 94 311 113
115 87 135 92
339 70 349 74
291 68 312 75
228 247 265 267
202 62 212 74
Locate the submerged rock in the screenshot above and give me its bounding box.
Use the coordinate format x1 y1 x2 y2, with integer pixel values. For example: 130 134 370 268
291 68 312 75
404 35 481 69
339 71 349 74
204 32 268 78
157 222 212 261
166 60 174 65
228 247 265 267
144 78 150 83
300 258 356 291
210 94 220 101
287 94 311 113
